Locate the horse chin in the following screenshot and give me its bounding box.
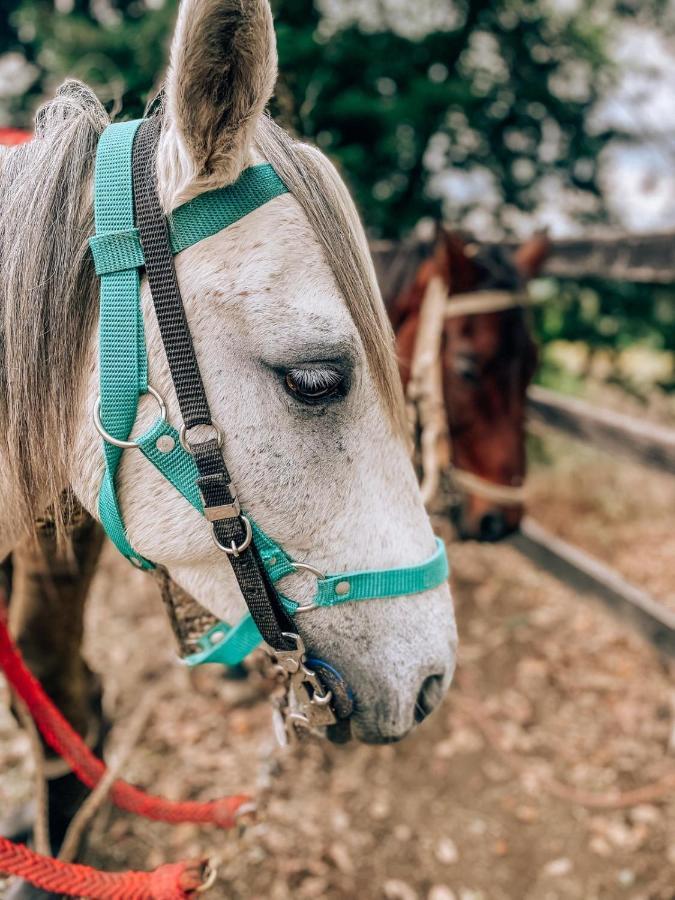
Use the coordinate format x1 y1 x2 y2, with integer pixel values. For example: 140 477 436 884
325 717 418 745
325 719 353 744
349 725 412 745
324 718 411 746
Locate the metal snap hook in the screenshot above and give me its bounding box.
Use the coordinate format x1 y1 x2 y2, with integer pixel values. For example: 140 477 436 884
195 859 218 893
93 386 167 450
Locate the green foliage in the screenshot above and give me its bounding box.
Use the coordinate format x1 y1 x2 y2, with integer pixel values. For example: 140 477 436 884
2 0 175 118
532 278 675 352
0 0 635 237
531 278 675 393
2 0 672 363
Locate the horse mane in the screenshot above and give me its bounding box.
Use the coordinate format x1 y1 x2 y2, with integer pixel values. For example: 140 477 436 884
0 81 404 540
0 81 108 538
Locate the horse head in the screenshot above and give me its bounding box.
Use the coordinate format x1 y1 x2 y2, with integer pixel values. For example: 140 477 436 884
390 228 547 541
0 0 457 744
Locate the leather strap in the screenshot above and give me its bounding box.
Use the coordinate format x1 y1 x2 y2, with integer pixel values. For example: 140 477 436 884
131 117 294 652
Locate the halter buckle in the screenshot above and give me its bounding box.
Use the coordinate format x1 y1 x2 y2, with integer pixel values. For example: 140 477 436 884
203 496 241 521
211 514 253 557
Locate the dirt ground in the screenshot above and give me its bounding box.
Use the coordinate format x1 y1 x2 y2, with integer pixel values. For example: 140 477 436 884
527 430 675 611
1 442 674 900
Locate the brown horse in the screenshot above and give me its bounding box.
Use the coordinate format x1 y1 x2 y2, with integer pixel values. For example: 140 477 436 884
382 228 548 541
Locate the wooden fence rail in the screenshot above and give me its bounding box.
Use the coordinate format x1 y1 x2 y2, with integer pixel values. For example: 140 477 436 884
372 230 675 288
510 518 675 657
485 231 675 284
523 389 675 652
527 386 675 476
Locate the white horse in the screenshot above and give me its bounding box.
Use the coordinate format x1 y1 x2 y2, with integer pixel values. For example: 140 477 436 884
0 0 457 744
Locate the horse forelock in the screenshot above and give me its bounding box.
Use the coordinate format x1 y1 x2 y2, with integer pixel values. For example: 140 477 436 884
253 116 406 438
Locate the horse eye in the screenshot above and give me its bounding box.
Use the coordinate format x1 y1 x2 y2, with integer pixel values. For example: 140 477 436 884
284 366 346 403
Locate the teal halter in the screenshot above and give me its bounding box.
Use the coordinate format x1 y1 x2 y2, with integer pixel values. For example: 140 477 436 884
89 118 450 668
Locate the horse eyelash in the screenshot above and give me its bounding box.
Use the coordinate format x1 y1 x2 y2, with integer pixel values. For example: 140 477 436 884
284 366 347 402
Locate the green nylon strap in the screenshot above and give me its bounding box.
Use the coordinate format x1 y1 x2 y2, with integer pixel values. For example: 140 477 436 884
90 123 289 570
89 228 144 276
136 420 203 509
134 420 296 580
180 616 264 667
89 164 287 275
94 119 151 569
133 417 449 612
133 418 448 616
284 537 449 613
130 414 449 666
168 165 288 254
91 119 451 669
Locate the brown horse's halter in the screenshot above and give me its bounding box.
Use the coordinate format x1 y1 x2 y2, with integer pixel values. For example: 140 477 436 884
406 278 534 508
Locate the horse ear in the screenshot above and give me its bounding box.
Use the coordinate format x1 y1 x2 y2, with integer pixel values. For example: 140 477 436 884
432 226 469 294
432 225 452 280
513 232 551 280
164 0 277 185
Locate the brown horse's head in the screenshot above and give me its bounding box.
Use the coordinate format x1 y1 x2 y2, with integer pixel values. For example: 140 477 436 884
386 228 548 541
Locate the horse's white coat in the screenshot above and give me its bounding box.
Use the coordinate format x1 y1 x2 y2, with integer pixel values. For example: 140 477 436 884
69 191 457 741
2 0 457 742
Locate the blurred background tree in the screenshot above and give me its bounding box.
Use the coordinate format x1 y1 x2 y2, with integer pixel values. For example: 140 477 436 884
2 0 664 238
1 0 673 389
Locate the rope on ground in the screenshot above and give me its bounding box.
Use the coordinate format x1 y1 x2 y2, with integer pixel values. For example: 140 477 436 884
0 596 251 828
14 699 50 856
0 586 230 896
0 838 207 899
58 687 159 863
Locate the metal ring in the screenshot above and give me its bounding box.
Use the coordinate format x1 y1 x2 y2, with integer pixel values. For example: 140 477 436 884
311 688 333 706
211 514 253 557
290 561 326 580
293 601 318 614
93 386 167 450
195 860 218 893
179 421 224 454
281 562 325 614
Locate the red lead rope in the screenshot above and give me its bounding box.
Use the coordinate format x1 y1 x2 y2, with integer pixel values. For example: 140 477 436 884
0 589 251 897
0 842 207 899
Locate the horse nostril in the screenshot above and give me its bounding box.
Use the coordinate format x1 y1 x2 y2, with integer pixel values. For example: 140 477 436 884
479 510 507 542
415 673 445 724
